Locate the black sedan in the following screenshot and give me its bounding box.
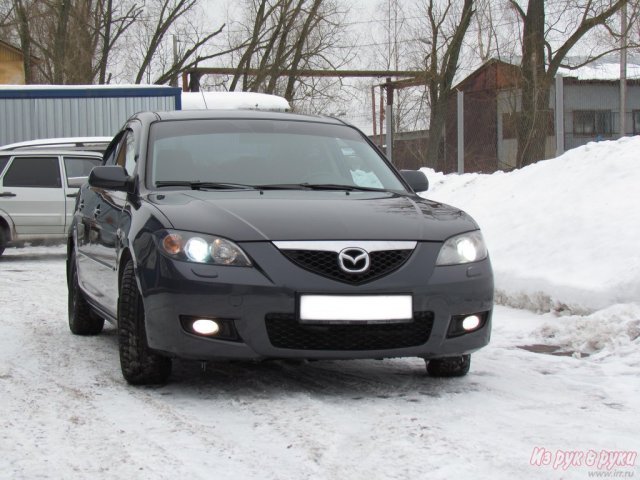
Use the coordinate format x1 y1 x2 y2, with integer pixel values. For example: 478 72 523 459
67 110 493 385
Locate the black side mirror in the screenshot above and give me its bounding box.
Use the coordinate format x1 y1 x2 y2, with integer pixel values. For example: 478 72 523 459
89 166 134 193
400 170 429 192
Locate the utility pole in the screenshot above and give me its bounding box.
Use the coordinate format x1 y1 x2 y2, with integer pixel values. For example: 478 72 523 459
171 35 179 87
385 78 394 162
620 2 628 138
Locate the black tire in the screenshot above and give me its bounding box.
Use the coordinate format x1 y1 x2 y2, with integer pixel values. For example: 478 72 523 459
68 251 104 335
118 260 171 385
426 354 471 377
0 227 6 256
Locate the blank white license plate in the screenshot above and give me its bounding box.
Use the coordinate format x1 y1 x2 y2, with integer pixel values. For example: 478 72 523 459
299 295 413 323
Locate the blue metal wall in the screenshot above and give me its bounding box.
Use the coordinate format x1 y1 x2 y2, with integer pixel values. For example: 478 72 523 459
0 86 181 146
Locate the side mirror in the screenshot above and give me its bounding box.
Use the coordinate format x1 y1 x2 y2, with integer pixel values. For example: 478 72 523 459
400 170 429 192
89 166 134 192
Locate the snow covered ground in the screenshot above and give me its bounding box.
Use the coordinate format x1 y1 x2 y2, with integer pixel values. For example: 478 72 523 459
1 137 639 479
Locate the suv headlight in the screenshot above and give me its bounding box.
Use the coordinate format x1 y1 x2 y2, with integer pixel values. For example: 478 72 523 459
157 230 252 266
436 231 488 266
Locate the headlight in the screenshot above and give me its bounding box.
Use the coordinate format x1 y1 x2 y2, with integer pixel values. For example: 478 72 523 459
158 230 252 266
436 231 488 266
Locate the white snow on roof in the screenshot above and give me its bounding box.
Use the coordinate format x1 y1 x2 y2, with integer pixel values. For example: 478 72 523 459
558 62 640 80
181 91 290 111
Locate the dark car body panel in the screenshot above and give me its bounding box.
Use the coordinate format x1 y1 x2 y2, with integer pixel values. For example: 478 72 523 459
146 191 479 242
70 109 493 365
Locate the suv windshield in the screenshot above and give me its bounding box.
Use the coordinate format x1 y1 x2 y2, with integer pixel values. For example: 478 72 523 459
147 119 406 192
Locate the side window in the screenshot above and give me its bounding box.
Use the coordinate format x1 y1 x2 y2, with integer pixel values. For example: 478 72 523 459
64 157 101 184
3 157 62 188
117 131 136 175
103 131 126 166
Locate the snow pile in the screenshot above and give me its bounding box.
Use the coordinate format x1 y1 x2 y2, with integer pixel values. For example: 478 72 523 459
420 136 640 315
421 137 640 358
537 304 640 358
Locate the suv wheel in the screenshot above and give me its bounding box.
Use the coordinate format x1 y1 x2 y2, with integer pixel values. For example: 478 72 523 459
426 355 471 377
118 260 171 385
68 251 104 335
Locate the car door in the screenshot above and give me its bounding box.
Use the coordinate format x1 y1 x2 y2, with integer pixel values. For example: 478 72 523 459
0 155 66 238
77 130 135 316
62 154 101 231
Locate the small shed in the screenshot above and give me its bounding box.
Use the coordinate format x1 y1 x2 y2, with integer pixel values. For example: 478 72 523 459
442 59 521 173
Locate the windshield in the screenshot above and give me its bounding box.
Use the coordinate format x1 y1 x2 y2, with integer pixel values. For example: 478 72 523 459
147 119 406 192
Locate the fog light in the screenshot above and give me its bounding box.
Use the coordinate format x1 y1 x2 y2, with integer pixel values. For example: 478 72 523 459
447 312 488 338
192 319 220 336
462 315 481 331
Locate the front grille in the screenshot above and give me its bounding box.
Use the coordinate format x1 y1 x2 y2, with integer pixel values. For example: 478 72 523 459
265 312 433 351
281 249 412 284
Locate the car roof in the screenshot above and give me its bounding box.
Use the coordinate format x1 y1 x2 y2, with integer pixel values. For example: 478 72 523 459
0 149 103 157
134 109 345 125
0 136 112 151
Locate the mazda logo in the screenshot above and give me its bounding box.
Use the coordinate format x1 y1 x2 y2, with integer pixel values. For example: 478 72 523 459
338 248 370 273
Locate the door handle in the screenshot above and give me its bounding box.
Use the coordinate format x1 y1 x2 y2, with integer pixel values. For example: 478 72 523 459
0 192 16 197
66 193 77 198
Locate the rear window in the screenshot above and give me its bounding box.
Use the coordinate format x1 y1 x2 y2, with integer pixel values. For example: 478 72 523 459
3 157 62 188
64 156 101 179
0 156 8 175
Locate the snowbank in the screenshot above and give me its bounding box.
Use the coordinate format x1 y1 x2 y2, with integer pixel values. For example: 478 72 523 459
420 136 640 314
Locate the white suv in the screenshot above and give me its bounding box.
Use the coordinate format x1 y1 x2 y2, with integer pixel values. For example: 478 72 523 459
0 150 102 255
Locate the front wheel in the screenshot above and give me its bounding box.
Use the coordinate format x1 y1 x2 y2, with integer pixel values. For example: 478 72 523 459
118 259 171 385
426 355 471 377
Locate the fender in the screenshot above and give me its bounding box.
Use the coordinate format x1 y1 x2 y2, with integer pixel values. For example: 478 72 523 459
0 208 16 242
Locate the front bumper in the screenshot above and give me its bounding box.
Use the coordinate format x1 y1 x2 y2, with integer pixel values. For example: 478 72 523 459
137 241 493 361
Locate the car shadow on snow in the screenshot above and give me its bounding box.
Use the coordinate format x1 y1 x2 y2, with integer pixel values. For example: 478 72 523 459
0 251 67 263
158 357 481 399
96 326 482 399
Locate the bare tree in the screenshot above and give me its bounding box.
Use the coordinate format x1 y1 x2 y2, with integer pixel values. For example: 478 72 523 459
96 0 143 84
0 0 14 32
474 0 500 62
3 0 232 85
11 0 38 83
228 0 353 105
508 0 630 167
416 0 475 168
4 0 141 84
373 0 427 135
127 0 227 85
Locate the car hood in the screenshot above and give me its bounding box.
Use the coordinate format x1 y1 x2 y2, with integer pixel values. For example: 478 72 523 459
144 190 478 242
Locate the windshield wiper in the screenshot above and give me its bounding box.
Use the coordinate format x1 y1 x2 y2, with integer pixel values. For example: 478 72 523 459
298 183 389 192
154 181 390 193
155 181 256 190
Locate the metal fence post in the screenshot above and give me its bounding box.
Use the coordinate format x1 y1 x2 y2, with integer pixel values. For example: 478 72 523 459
620 1 628 138
385 78 393 162
555 73 564 157
457 89 464 174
